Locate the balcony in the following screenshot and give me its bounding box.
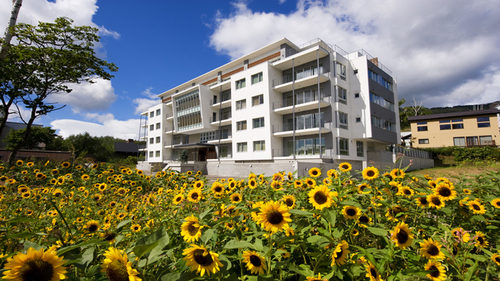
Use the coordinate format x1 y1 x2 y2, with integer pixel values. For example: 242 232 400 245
272 148 334 158
272 70 330 93
273 122 332 137
206 131 232 144
210 113 232 126
273 95 331 115
272 44 329 71
210 98 232 109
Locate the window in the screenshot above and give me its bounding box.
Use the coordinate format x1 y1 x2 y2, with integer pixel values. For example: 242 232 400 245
371 116 395 132
419 139 429 144
369 92 394 111
417 126 428 131
253 140 265 151
338 112 348 129
452 123 464 129
156 136 160 143
150 111 154 118
251 72 263 84
220 146 229 158
440 124 451 130
417 121 427 125
368 69 393 91
354 93 360 98
149 138 154 144
480 135 493 145
355 117 361 123
253 117 265 129
338 137 349 155
149 151 153 158
236 121 247 131
336 62 346 80
454 137 465 146
156 123 161 130
477 117 490 128
356 141 364 157
466 136 479 146
149 124 154 131
236 99 246 110
252 94 264 106
236 78 246 89
156 109 161 116
237 142 247 152
338 87 347 104
439 120 450 123
155 150 160 157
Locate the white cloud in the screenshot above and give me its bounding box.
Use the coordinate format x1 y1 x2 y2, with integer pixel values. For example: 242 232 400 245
99 26 120 39
132 87 161 115
209 0 500 107
46 78 117 113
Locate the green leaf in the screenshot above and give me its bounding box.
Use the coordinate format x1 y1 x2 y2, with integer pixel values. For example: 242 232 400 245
439 207 452 216
201 229 214 244
254 238 263 251
57 239 104 255
223 240 254 249
332 228 344 239
367 227 388 237
464 261 479 281
471 215 486 222
289 209 313 216
1 217 40 224
161 272 198 281
306 235 329 247
322 208 336 227
199 208 213 221
339 200 361 207
81 246 94 266
147 233 170 265
218 253 232 271
133 229 168 259
116 219 132 230
23 241 43 251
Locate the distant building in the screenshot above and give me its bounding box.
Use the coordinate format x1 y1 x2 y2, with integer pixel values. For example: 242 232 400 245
409 109 500 148
0 122 43 148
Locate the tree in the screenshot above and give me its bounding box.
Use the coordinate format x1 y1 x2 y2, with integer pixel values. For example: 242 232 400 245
0 0 23 60
0 17 118 165
5 126 60 150
399 97 431 131
63 133 120 162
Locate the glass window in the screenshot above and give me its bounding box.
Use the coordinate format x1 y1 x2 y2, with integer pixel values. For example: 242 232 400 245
454 137 465 146
149 138 154 144
156 136 160 143
354 93 360 98
338 87 347 103
149 151 153 158
252 94 264 106
477 117 489 122
439 120 450 123
452 123 464 129
466 136 478 146
338 112 348 129
149 124 154 131
251 72 263 84
336 62 346 79
155 151 160 157
237 121 247 131
338 137 349 155
440 124 451 130
236 78 246 89
355 117 361 123
156 123 161 130
150 111 154 118
478 122 490 128
417 126 428 131
237 142 247 152
253 140 265 151
417 121 427 125
253 117 264 129
418 139 429 144
356 141 364 157
156 109 161 116
480 135 493 145
452 119 463 122
236 99 246 110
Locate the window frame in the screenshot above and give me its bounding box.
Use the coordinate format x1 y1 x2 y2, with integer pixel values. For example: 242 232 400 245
149 124 154 131
252 94 264 106
236 78 246 89
237 142 247 152
236 99 246 110
253 140 265 151
252 117 265 129
150 111 154 118
156 122 161 130
156 136 161 143
338 137 349 156
251 72 263 84
149 138 154 144
418 139 429 144
236 120 247 131
156 109 161 116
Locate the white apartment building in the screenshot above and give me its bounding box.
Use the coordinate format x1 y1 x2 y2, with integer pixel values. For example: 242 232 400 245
139 38 400 177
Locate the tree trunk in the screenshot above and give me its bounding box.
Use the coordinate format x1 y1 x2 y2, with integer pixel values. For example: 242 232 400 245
7 102 34 166
0 0 23 60
0 98 15 140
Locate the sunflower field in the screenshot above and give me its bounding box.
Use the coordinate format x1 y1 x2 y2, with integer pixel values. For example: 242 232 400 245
0 159 500 281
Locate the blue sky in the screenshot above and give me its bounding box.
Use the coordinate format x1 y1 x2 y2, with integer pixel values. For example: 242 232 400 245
1 0 499 139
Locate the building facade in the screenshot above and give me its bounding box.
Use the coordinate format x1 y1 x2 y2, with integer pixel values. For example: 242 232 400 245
140 38 401 176
409 109 500 148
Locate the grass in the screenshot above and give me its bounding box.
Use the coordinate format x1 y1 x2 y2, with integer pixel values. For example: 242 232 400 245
408 161 500 180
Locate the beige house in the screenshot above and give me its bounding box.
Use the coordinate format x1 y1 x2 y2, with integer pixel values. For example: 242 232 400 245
409 109 500 148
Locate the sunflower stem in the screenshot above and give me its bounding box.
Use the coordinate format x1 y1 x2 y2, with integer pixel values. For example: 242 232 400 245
267 233 273 275
49 198 73 243
312 249 328 274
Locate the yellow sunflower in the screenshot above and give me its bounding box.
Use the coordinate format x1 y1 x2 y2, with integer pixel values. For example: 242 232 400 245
181 215 203 243
131 224 141 233
248 178 258 189
308 167 321 178
468 199 486 214
490 198 500 209
342 206 361 220
365 262 382 281
60 162 71 168
357 183 371 194
193 180 204 189
415 196 429 208
84 220 100 232
282 195 296 208
362 166 379 180
305 178 316 187
424 260 446 281
420 238 445 260
230 193 242 204
390 222 414 249
242 250 266 275
338 162 352 172
306 273 324 281
183 244 223 277
255 200 292 233
433 183 456 201
451 227 470 243
327 169 338 179
322 177 333 185
357 214 372 228
187 188 203 203
390 168 405 179
331 240 350 266
2 247 67 281
308 185 336 210
100 247 141 281
473 231 488 248
492 252 500 266
427 194 445 209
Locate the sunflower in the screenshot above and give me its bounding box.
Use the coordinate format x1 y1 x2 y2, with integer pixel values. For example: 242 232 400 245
181 215 203 243
242 250 266 275
305 178 316 187
362 167 379 180
473 231 488 248
351 228 360 236
424 260 446 281
308 185 336 210
338 162 352 172
85 220 100 232
322 177 332 185
306 273 324 281
390 168 405 179
390 222 414 249
327 169 338 178
451 227 470 243
271 181 283 191
193 180 204 189
415 196 429 208
308 167 321 178
342 206 361 220
183 244 223 277
282 195 296 208
81 174 90 181
492 252 500 266
230 193 242 204
15 159 24 166
248 178 257 189
357 183 371 194
2 247 67 281
420 238 445 260
101 247 141 281
365 262 382 281
60 162 70 169
131 224 141 233
468 199 486 214
331 240 350 266
427 194 445 209
187 188 203 203
293 180 303 188
433 183 456 201
255 201 292 233
357 214 372 227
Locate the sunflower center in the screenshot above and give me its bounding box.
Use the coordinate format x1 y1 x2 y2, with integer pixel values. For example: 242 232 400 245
419 198 428 205
370 267 377 277
431 197 441 205
366 170 375 177
193 249 214 266
404 189 411 195
20 259 54 281
472 204 480 210
176 197 182 202
106 260 130 281
346 208 356 216
266 210 284 225
233 196 240 202
359 216 369 223
427 245 439 256
428 265 440 278
191 193 199 200
495 256 500 263
396 229 409 244
250 255 262 267
314 191 328 204
88 224 98 232
285 199 294 207
477 236 484 244
438 187 451 197
187 222 199 236
335 248 343 259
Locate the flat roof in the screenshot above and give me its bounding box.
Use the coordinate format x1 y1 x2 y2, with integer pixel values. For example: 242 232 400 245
408 109 500 122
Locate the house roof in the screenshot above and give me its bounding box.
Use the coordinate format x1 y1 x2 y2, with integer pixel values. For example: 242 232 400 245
5 122 43 130
114 142 138 153
408 109 500 122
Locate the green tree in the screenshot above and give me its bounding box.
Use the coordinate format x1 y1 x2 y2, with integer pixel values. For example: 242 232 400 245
4 126 61 150
0 17 118 165
399 98 431 131
63 133 119 162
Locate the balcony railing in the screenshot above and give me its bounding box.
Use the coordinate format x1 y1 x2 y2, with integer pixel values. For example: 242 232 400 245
201 131 232 143
466 140 496 147
210 95 231 106
272 94 330 110
272 148 334 157
210 112 232 123
272 121 332 133
272 67 327 87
